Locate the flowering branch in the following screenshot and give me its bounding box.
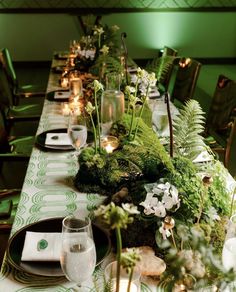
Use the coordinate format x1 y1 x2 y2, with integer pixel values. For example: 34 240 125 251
94 202 140 292
85 101 97 153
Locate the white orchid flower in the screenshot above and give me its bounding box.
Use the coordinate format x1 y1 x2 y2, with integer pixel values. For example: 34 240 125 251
162 193 175 210
153 202 166 217
121 203 140 215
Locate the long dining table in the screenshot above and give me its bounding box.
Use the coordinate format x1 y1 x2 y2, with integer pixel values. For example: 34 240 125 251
0 57 109 291
1 56 236 292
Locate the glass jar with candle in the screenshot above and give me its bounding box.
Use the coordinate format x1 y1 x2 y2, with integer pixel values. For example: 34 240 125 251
101 73 125 137
104 261 141 292
69 70 83 99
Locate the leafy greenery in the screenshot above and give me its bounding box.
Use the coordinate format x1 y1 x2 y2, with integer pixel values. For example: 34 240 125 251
146 55 175 89
90 54 123 78
173 100 208 161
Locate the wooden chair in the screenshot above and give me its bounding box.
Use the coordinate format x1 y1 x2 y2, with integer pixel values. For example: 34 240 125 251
171 58 201 105
0 61 41 134
0 48 46 106
205 75 236 168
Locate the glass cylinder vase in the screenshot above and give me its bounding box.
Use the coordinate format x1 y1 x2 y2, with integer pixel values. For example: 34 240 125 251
101 73 125 136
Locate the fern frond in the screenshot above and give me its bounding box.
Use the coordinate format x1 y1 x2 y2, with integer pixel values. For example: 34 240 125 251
146 55 175 85
173 100 207 160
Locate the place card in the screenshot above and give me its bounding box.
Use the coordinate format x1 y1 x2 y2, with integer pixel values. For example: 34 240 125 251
45 133 72 146
21 231 62 261
54 91 70 100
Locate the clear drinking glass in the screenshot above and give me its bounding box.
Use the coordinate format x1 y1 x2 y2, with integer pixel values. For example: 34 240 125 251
101 73 124 136
60 214 96 291
68 113 87 153
222 214 236 272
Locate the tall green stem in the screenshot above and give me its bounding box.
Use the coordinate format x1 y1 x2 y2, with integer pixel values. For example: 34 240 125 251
90 113 97 154
133 84 150 140
127 267 134 292
115 227 122 292
94 91 101 150
128 106 136 139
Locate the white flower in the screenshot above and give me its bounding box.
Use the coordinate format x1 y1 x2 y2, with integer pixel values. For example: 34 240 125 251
93 80 104 92
153 202 166 217
94 204 110 217
121 203 140 215
111 25 120 32
141 181 180 217
93 26 104 35
100 45 109 55
125 85 136 95
139 193 157 215
162 193 175 210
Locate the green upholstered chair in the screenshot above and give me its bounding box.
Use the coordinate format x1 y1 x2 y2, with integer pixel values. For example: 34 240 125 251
0 188 21 268
205 75 236 169
171 58 201 106
0 107 32 268
0 48 46 106
0 61 42 133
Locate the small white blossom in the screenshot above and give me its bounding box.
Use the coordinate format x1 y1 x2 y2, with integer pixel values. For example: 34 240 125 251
111 25 120 32
93 80 104 92
140 181 180 218
93 26 104 35
100 45 109 55
154 202 166 217
121 203 140 215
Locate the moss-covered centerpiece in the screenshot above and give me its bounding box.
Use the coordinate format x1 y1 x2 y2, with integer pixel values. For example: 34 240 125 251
74 64 236 289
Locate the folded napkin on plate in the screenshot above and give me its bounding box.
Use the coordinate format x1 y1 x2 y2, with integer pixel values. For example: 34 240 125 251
45 133 72 146
54 91 70 99
21 231 62 261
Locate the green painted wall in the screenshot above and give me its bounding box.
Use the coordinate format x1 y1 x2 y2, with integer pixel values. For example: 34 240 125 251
0 12 235 61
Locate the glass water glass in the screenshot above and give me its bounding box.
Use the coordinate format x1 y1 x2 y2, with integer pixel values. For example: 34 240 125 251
60 214 96 291
68 113 87 153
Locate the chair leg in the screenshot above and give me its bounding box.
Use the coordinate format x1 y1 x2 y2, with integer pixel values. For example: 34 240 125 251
0 231 11 269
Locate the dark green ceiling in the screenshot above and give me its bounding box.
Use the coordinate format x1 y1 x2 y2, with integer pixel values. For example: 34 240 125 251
1 0 236 13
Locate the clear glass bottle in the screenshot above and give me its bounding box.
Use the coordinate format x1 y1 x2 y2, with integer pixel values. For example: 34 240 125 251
101 73 125 136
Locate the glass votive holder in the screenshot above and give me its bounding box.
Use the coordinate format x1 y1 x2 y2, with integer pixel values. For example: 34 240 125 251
60 77 69 88
104 261 141 292
101 136 119 154
69 71 83 98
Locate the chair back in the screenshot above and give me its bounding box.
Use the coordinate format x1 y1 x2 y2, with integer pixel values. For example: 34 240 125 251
0 48 18 93
162 46 178 57
171 58 201 104
206 75 236 168
0 61 14 108
206 75 236 131
0 108 11 153
225 117 236 172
